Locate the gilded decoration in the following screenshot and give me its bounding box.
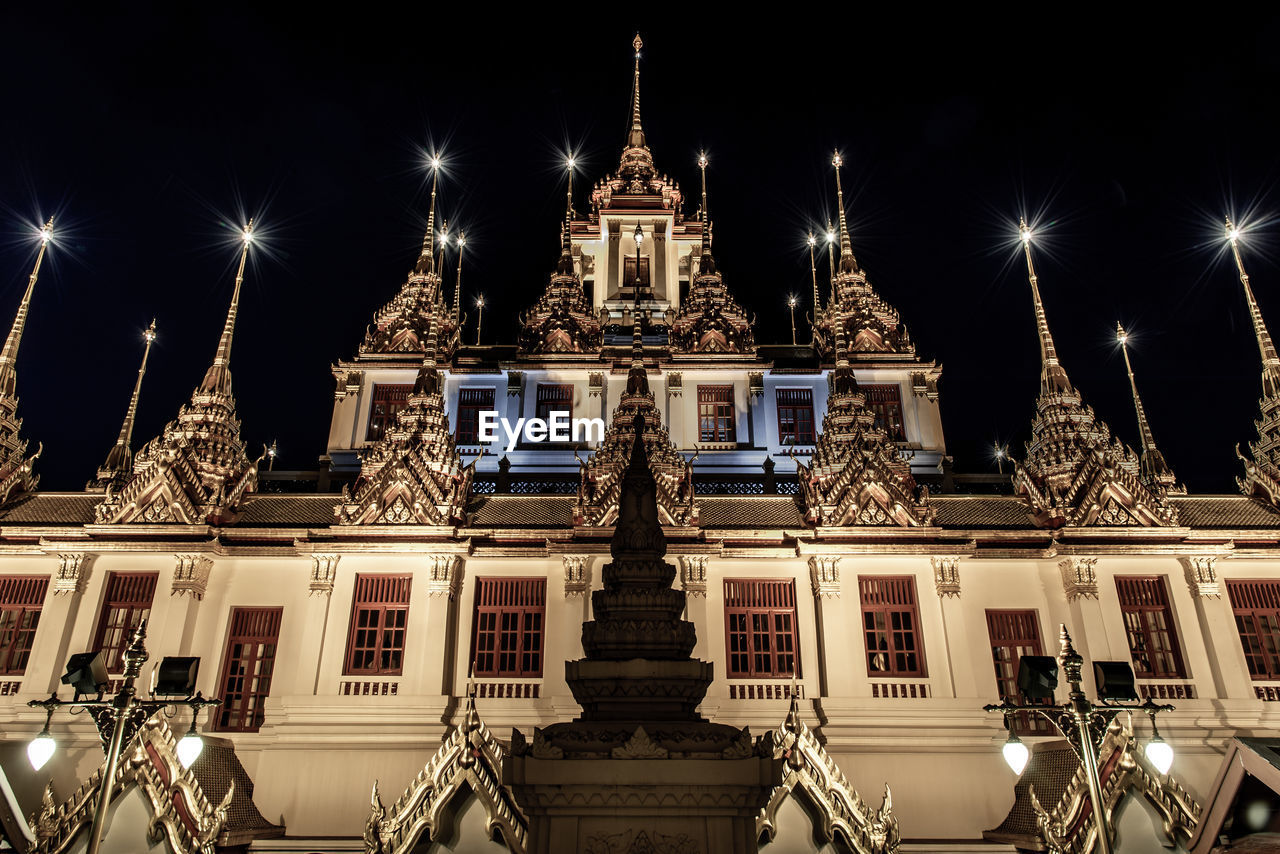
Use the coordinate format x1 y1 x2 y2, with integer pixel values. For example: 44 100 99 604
517 184 603 355
309 554 339 596
758 697 900 854
583 830 698 854
563 555 591 598
364 694 528 854
90 318 157 492
1029 715 1199 854
809 556 841 598
28 717 232 854
1058 558 1099 601
337 315 477 527
53 552 92 596
931 556 960 598
1181 555 1221 598
171 554 213 599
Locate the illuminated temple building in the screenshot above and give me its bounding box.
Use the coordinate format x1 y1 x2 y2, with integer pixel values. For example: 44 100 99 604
2 36 1280 854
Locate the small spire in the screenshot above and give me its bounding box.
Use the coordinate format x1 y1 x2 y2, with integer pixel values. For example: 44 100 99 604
627 34 646 149
0 218 52 399
198 220 252 396
557 159 576 275
808 232 821 313
1117 322 1183 494
1019 218 1073 397
825 218 837 307
1228 217 1280 398
452 232 466 324
698 152 715 274
93 320 157 489
416 158 442 276
831 152 857 274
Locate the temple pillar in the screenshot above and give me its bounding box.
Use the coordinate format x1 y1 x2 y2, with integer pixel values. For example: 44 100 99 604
652 220 667 301
1181 557 1253 699
808 556 855 698
155 554 212 657
419 555 462 699
606 219 622 300
291 554 338 695
931 557 981 698
22 554 92 696
1058 558 1113 695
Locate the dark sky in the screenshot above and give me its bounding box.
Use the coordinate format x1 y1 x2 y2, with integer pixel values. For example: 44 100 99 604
1 9 1278 493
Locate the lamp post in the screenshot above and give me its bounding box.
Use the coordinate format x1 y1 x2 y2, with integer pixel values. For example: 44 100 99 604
983 626 1174 854
633 223 645 327
475 294 485 346
27 621 218 854
788 295 798 345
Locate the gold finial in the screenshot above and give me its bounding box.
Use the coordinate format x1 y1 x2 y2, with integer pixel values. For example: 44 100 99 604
0 216 55 398
92 318 159 489
1225 216 1280 402
197 220 253 396
627 34 646 149
1018 218 1072 397
564 156 575 255
452 230 465 324
808 231 821 313
698 152 711 255
831 151 856 270
418 155 442 275
1116 321 1183 494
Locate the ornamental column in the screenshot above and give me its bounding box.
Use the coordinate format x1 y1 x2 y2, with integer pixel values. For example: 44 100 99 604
1056 558 1114 694
22 554 92 696
679 556 709 659
420 555 462 700
1180 557 1254 699
155 554 213 657
291 554 339 696
808 556 856 698
931 557 981 698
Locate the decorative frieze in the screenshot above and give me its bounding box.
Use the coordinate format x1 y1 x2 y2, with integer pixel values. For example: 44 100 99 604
563 556 590 598
667 371 682 397
309 554 339 596
428 555 462 598
53 553 92 596
748 371 764 399
678 556 708 597
588 372 604 398
931 556 961 598
1059 557 1099 600
171 554 213 600
1181 556 1221 598
808 556 841 598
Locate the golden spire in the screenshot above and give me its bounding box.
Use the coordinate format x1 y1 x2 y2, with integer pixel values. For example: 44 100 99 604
416 156 442 276
697 152 716 275
564 157 575 255
452 232 465 324
808 232 821 313
1117 322 1183 494
92 320 157 490
825 218 837 306
1019 218 1073 396
627 34 645 149
198 220 252 396
1228 218 1280 398
0 219 52 399
831 152 857 274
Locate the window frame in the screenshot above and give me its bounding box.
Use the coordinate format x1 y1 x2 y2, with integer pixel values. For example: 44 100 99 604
534 384 574 426
697 385 737 444
94 572 159 674
985 609 1053 735
775 388 816 445
723 579 800 679
1115 576 1186 679
471 578 547 679
214 607 282 733
863 384 907 442
455 387 496 445
1227 579 1280 680
344 574 412 676
0 576 48 677
623 256 651 292
858 575 927 678
366 383 414 443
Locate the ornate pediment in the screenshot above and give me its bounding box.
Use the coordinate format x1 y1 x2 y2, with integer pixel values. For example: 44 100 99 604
517 239 603 356
358 267 460 359
666 263 756 355
337 347 475 527
364 695 527 854
575 341 696 528
758 698 900 854
811 266 916 362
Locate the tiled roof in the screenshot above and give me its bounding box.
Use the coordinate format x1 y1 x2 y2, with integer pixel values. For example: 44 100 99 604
0 493 99 525
698 497 805 528
985 739 1077 845
467 496 575 527
190 738 285 844
1170 496 1280 529
930 497 1036 529
236 495 337 527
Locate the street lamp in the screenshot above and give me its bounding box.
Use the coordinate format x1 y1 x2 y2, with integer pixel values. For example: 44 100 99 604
788 295 798 345
475 294 485 346
27 621 219 854
984 625 1174 854
633 223 645 325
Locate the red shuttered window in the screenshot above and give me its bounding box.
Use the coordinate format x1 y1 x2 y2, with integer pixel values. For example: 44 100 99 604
986 609 1052 735
367 384 413 443
776 389 815 445
1115 577 1186 679
0 577 48 676
697 386 736 443
345 575 412 676
472 578 546 678
1227 580 1280 680
859 576 926 677
623 257 651 291
455 387 496 445
723 579 799 678
864 384 906 442
94 573 158 673
535 384 573 423
215 607 282 733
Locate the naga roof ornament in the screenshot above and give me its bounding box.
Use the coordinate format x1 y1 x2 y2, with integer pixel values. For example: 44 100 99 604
811 155 914 360
517 160 603 355
1010 220 1176 528
358 161 461 358
1116 322 1185 497
575 318 696 527
796 158 934 528
588 35 685 217
0 218 51 507
89 319 157 492
666 153 756 354
96 224 260 525
1227 220 1280 506
337 311 476 526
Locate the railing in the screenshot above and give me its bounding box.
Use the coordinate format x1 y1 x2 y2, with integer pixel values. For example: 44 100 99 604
339 679 399 696
474 681 540 699
870 680 931 699
1139 681 1197 700
0 681 20 696
1255 682 1280 702
728 682 803 700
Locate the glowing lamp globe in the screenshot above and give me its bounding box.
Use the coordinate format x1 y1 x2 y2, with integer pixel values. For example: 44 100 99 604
27 733 55 771
1145 737 1174 774
177 731 204 768
1002 736 1029 775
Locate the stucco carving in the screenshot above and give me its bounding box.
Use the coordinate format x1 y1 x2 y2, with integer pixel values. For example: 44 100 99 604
53 553 92 596
563 556 590 598
171 554 213 600
427 555 462 598
808 556 841 598
1058 558 1099 601
931 556 960 598
677 556 707 597
1181 556 1221 598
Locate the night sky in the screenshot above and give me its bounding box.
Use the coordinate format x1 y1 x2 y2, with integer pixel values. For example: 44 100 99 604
2 9 1279 493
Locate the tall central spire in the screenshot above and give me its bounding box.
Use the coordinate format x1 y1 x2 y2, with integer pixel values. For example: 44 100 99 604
831 152 858 275
1117 322 1183 495
627 33 645 149
697 151 714 273
1020 218 1073 397
0 219 52 399
416 159 441 276
1229 217 1280 399
199 221 252 396
91 320 157 492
